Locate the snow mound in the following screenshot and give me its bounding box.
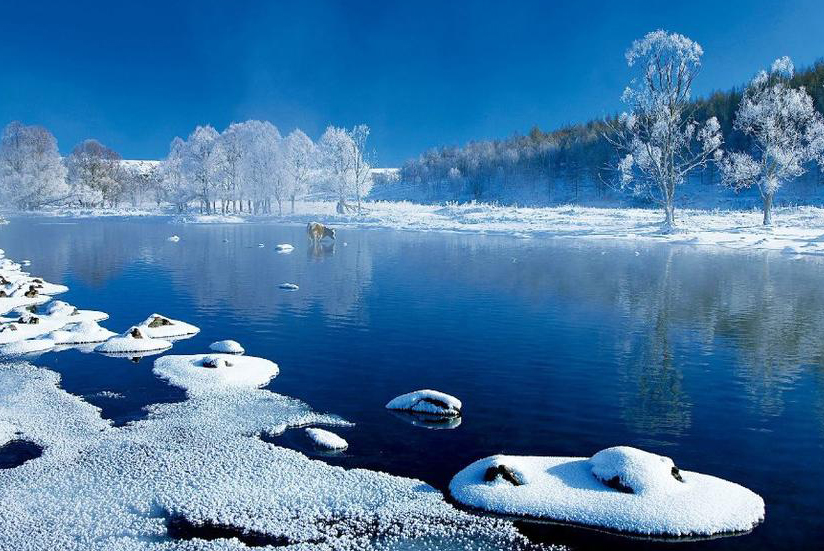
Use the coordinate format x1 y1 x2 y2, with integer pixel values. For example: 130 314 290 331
279 282 299 290
0 362 537 550
275 243 295 253
94 326 172 354
137 313 200 339
40 300 108 322
48 320 117 345
209 339 245 354
0 338 56 356
449 447 765 537
386 389 462 417
167 235 180 242
153 353 279 396
306 427 349 450
0 293 49 316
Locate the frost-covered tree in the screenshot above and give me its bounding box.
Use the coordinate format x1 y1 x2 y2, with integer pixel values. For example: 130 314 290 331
284 129 315 213
218 123 246 213
607 30 723 227
66 139 124 207
239 120 282 214
181 125 221 213
159 137 193 211
0 121 68 209
720 57 824 225
318 126 356 208
348 124 373 214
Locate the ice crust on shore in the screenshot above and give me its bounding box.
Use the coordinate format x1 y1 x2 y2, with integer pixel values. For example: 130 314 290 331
48 320 117 345
448 447 765 537
0 361 543 551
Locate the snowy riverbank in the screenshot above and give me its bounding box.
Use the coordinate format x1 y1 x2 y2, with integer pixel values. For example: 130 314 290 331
10 201 824 256
176 201 824 257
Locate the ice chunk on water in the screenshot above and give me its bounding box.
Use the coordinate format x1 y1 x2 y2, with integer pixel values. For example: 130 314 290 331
449 448 765 537
306 427 349 450
386 389 462 417
209 339 245 354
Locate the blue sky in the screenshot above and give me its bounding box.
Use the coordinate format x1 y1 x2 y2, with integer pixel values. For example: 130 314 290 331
1 0 823 166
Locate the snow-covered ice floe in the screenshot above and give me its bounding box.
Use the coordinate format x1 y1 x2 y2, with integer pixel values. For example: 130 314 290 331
386 389 462 417
0 338 56 357
209 339 245 354
279 282 299 290
306 427 348 451
47 320 117 345
137 313 200 339
0 362 538 550
449 446 765 538
153 353 279 396
275 243 295 253
94 326 173 355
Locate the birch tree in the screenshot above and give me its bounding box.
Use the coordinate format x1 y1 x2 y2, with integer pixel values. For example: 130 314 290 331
607 30 723 228
0 122 68 209
284 129 315 213
348 124 373 214
720 57 824 225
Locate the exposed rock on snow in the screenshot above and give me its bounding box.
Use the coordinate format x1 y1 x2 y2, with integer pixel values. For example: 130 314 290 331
279 282 299 290
94 326 172 355
449 446 765 537
209 339 245 354
137 313 200 339
386 390 462 417
306 427 349 451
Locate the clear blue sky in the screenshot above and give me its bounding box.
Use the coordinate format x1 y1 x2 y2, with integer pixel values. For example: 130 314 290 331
1 0 823 166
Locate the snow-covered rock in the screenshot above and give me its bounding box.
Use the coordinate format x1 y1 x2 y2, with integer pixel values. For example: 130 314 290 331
279 282 299 290
167 235 180 242
209 339 245 354
94 326 172 355
386 389 462 417
137 314 200 339
275 243 295 253
448 446 765 537
306 427 348 451
47 321 117 345
153 353 279 396
388 410 463 430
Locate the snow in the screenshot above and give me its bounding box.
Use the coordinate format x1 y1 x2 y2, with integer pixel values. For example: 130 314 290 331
153 353 279 396
306 427 349 450
0 361 537 551
209 339 245 354
47 320 117 345
167 235 180 242
449 447 765 537
0 338 55 356
137 313 200 339
165 200 824 256
275 243 295 252
386 390 462 417
94 326 173 355
279 282 299 290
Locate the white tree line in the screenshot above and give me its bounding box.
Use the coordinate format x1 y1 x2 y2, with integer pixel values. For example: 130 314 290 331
0 120 375 215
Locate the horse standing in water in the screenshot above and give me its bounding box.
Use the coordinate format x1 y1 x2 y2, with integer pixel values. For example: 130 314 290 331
306 222 336 242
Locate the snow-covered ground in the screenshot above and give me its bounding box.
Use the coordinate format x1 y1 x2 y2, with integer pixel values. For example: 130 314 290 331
169 201 824 256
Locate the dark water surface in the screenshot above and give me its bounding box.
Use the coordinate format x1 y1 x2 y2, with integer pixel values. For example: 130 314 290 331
1 217 823 550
